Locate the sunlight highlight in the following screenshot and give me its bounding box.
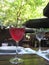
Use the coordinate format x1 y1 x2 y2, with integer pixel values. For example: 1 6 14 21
7 0 15 3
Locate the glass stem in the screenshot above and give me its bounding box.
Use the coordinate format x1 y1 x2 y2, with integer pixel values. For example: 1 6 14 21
15 41 19 58
16 41 19 46
39 40 41 51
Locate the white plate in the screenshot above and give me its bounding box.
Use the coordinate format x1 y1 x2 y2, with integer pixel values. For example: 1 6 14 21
0 46 16 50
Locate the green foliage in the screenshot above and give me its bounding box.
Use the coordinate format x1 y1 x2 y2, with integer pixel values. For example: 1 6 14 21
0 0 49 27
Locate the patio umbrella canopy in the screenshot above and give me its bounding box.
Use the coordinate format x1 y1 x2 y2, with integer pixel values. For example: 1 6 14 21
43 3 49 18
23 18 49 28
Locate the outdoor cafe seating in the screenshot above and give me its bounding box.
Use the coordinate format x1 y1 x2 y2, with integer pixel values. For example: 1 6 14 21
0 2 49 65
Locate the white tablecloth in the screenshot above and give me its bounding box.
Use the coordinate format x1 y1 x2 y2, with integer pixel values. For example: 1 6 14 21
0 46 36 55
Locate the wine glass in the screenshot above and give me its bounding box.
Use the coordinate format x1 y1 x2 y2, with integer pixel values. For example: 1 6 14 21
9 27 25 64
36 28 45 52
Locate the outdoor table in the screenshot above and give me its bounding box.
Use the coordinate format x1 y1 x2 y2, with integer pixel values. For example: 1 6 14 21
0 46 49 65
0 54 49 65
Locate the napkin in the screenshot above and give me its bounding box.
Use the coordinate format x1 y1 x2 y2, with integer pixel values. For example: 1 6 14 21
36 50 49 61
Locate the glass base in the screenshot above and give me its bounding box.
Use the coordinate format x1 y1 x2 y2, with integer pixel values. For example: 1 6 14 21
10 57 23 64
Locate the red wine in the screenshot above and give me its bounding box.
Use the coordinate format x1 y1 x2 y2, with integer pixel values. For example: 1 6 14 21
9 28 25 42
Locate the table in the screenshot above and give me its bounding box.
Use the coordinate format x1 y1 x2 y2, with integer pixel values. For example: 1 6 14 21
0 54 49 65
